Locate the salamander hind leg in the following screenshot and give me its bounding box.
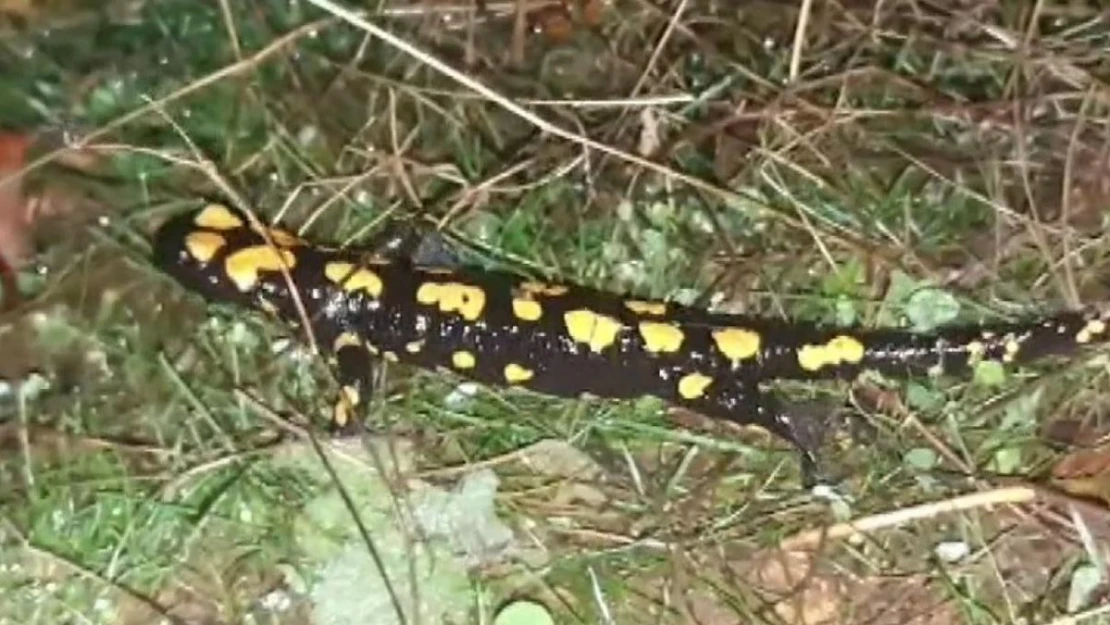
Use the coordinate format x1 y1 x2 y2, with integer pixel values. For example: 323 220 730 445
328 330 375 437
679 380 824 487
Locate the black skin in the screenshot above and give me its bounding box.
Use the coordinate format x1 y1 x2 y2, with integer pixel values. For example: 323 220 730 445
152 205 1110 485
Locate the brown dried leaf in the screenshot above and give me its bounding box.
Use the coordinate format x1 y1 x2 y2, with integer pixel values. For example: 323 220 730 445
0 132 34 270
1051 442 1110 506
0 0 32 17
1052 445 1110 480
578 0 604 27
529 4 573 44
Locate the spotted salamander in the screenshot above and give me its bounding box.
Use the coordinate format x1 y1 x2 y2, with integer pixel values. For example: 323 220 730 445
153 203 1110 471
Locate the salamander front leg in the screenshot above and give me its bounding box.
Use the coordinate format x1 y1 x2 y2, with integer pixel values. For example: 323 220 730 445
747 388 825 487
685 382 823 487
329 331 375 436
367 221 459 268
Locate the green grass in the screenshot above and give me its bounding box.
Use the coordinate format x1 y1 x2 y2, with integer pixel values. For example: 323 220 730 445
3 0 1110 623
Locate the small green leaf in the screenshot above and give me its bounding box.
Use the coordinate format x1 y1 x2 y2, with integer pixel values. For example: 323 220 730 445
906 382 943 412
991 446 1023 474
877 270 919 326
1067 563 1102 613
834 295 858 326
904 447 938 470
1001 388 1043 430
973 360 1007 387
495 600 554 625
905 288 961 332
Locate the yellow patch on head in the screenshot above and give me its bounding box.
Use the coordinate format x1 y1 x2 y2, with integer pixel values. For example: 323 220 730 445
417 282 487 321
625 300 667 316
224 245 297 292
194 204 243 230
638 322 684 353
184 231 226 263
797 335 866 372
263 226 303 247
324 262 384 298
504 363 534 384
333 331 362 353
678 372 713 399
512 298 543 322
712 328 761 363
452 350 476 369
520 281 569 297
564 309 624 353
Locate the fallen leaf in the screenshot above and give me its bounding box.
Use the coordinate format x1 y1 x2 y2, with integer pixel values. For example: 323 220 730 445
578 0 604 27
0 131 107 309
0 132 33 269
529 4 573 44
0 0 33 18
1053 446 1110 480
1051 442 1110 506
752 550 843 624
515 439 603 481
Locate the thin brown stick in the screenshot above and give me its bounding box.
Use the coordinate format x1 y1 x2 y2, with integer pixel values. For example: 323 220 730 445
780 486 1038 551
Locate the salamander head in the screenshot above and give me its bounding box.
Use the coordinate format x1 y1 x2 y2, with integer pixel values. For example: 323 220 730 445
152 204 300 307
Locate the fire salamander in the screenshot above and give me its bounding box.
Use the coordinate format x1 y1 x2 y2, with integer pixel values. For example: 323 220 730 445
153 203 1110 476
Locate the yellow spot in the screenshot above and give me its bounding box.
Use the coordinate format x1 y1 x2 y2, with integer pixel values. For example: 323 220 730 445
625 300 667 315
520 281 569 297
564 309 624 353
184 231 226 263
333 332 362 352
416 282 487 321
194 204 243 230
324 262 384 298
333 385 361 429
797 335 866 372
965 340 986 362
423 267 456 275
341 384 360 407
452 350 476 369
678 373 713 399
263 227 302 247
512 298 543 321
1002 334 1022 363
1077 319 1107 344
383 351 399 362
224 245 297 292
638 322 685 353
405 340 424 353
504 363 534 383
712 328 761 363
